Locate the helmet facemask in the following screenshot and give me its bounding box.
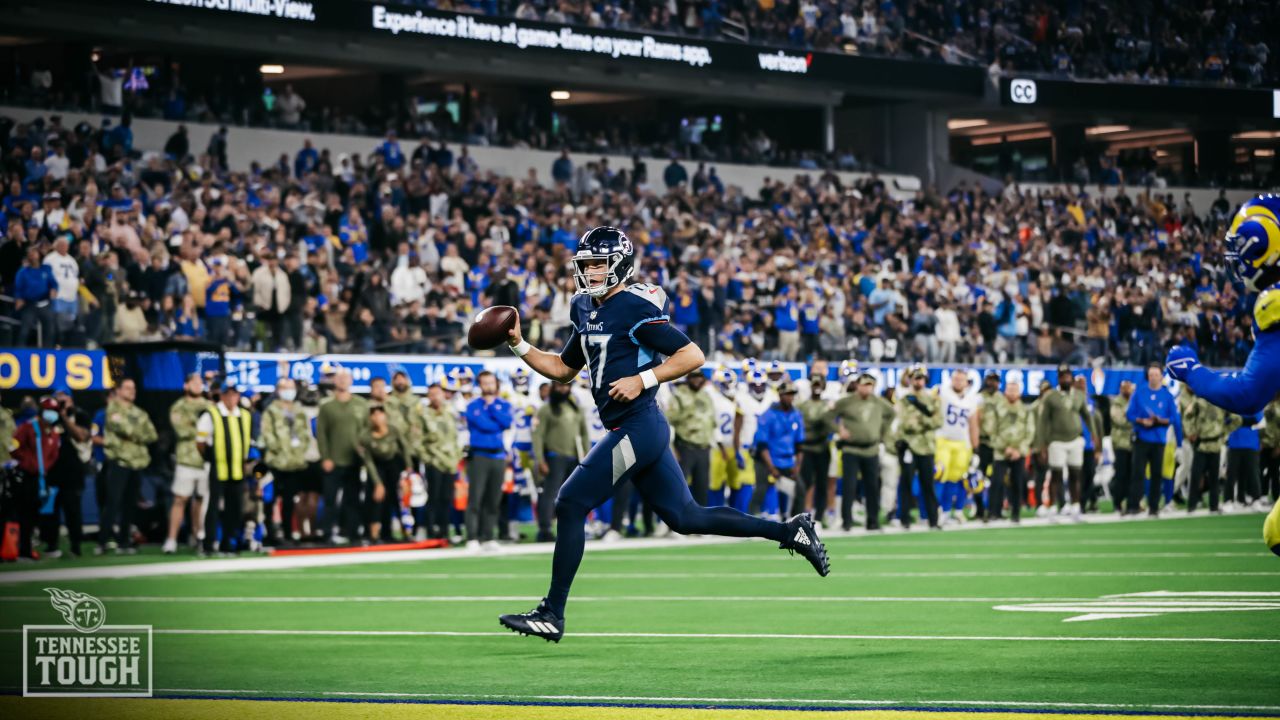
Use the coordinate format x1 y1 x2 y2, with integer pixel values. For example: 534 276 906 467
572 252 633 298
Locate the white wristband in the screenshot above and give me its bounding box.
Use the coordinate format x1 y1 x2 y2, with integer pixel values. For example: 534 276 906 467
640 369 659 389
511 340 533 358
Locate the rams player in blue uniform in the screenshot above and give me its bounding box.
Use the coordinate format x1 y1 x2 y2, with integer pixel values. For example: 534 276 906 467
497 227 830 641
1165 194 1280 555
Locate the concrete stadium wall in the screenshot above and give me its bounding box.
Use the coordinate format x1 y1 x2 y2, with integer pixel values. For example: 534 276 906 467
0 105 921 200
1015 182 1260 214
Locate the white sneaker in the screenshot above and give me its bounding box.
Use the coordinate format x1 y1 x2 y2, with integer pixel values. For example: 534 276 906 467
1252 498 1270 512
44 550 62 559
162 538 178 555
1036 505 1049 518
414 527 428 541
938 514 951 527
465 540 481 552
600 529 622 543
482 540 501 552
331 534 350 545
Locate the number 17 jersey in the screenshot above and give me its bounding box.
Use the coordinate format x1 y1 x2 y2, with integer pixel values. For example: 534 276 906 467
560 283 694 428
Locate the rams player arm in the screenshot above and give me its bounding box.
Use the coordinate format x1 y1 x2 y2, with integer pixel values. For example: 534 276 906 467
1183 289 1280 416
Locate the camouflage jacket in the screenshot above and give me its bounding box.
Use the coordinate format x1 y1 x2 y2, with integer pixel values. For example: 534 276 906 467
422 404 463 472
260 401 313 472
384 390 427 460
0 406 15 463
169 396 213 469
1109 398 1134 452
978 388 1000 444
104 399 157 470
1262 399 1280 450
1183 396 1227 454
896 388 942 457
989 394 1034 457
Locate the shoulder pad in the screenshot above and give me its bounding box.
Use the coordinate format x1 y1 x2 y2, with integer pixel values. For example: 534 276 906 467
626 283 668 311
1255 286 1280 332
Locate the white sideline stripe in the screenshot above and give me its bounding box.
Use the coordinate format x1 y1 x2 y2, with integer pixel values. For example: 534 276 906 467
588 548 1269 561
1116 591 1280 597
0 507 1251 584
848 538 1260 546
839 552 1270 560
120 570 1280 581
0 595 1103 604
144 687 1280 712
1 627 1272 643
0 534 751 585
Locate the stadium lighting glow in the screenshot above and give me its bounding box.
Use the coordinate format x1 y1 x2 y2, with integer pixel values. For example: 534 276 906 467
550 90 571 101
1256 149 1276 157
1004 130 1053 143
1085 124 1130 136
947 119 988 130
259 64 285 75
1233 130 1280 140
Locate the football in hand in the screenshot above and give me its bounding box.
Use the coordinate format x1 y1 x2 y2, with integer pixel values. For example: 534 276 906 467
468 305 518 351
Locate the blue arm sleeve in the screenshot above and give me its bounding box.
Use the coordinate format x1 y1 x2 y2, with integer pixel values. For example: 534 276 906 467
632 318 693 356
1186 330 1280 416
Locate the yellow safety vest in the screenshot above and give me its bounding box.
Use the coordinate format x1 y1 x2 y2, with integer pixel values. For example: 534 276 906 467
209 408 253 482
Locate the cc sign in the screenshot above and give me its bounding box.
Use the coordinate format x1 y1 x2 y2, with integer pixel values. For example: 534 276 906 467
1010 78 1038 104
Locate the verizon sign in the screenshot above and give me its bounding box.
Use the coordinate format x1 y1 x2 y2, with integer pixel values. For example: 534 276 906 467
371 5 713 67
145 0 316 21
758 51 810 74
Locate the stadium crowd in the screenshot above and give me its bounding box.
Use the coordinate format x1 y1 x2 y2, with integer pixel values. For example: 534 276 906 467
2 352 1278 562
398 0 1280 87
2 102 1277 562
0 110 1261 371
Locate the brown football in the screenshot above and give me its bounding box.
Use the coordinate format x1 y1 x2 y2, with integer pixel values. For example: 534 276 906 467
468 305 518 351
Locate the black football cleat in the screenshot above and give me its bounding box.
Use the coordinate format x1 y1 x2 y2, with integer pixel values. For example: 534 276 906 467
780 512 830 577
499 599 564 643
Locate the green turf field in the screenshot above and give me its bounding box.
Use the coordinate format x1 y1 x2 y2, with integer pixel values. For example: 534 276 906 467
2 513 1278 718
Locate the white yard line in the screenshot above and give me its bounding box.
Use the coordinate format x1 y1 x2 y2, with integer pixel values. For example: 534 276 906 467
141 688 1280 712
4 685 1278 712
0 594 1101 603
0 510 1266 585
77 569 1280 581
2 627 1274 643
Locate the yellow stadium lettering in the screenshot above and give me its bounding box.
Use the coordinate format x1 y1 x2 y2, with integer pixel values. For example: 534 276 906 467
30 352 55 388
66 353 94 390
0 354 17 389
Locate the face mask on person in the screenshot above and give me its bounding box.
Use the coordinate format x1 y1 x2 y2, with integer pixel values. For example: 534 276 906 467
42 410 59 424
278 389 297 402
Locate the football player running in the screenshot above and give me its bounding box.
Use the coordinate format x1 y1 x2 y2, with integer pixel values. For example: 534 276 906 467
497 227 830 642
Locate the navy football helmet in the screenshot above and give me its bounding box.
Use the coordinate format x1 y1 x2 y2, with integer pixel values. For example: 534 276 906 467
572 226 635 298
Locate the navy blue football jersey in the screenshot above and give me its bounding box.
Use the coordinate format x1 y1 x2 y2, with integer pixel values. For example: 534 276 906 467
560 283 692 427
